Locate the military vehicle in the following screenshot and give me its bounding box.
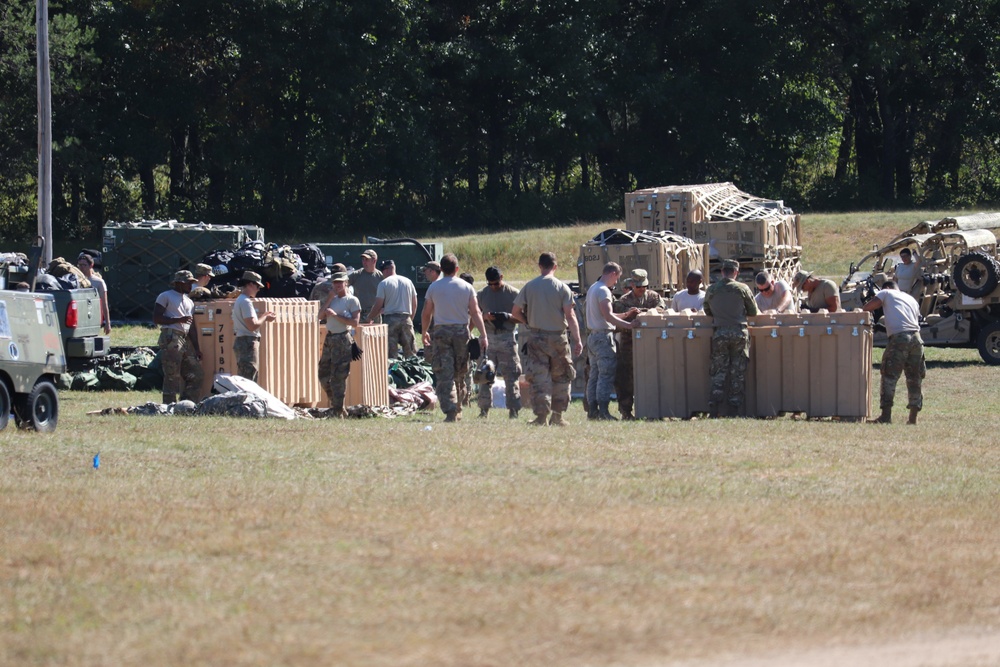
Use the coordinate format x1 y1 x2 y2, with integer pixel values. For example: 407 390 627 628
0 238 109 371
840 213 1000 364
0 289 65 432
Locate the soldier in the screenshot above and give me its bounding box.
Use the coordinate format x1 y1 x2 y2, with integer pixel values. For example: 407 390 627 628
189 263 216 300
611 268 664 419
367 259 417 358
587 263 636 421
421 254 489 422
152 270 204 405
310 262 348 323
476 266 522 419
863 280 924 424
703 259 759 417
511 252 583 426
231 270 276 382
671 270 706 312
892 248 923 301
318 272 361 417
348 249 383 323
423 260 442 283
792 269 841 312
754 271 795 313
76 252 111 335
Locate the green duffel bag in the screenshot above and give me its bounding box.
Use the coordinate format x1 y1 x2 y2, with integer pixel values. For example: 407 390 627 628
71 372 101 391
96 366 138 391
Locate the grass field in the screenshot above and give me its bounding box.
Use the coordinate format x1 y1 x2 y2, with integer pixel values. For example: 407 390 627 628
5 210 1000 666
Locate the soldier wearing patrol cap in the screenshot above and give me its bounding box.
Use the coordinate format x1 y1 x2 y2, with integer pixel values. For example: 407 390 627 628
703 259 759 417
232 271 277 382
152 270 204 404
348 249 383 323
189 263 216 300
319 272 362 417
612 268 665 419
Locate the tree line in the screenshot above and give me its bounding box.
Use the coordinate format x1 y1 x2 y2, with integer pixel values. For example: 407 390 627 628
2 0 1000 245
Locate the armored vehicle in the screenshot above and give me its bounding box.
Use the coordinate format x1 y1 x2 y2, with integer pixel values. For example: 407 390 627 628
0 289 65 432
840 213 1000 364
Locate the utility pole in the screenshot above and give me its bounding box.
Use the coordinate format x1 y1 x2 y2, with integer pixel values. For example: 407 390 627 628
37 0 53 263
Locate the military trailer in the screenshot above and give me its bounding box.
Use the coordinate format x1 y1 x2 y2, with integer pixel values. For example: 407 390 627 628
840 213 1000 364
0 289 66 432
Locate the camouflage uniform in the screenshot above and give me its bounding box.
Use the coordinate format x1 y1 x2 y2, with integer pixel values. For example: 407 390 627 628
158 328 204 402
383 313 416 359
703 277 758 412
233 335 260 382
522 331 576 417
880 332 925 411
476 331 522 413
318 332 353 414
428 324 470 416
612 289 665 416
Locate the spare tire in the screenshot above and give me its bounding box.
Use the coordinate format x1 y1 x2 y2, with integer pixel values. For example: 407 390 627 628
953 251 1000 298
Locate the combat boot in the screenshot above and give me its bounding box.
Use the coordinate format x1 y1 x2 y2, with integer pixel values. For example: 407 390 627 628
162 393 176 405
621 409 635 421
478 408 489 418
587 403 599 420
873 407 892 424
444 411 460 423
549 412 567 426
508 408 519 419
597 402 618 421
907 407 919 425
529 414 548 426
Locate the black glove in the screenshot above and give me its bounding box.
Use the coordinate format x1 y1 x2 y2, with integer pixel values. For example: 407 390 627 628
351 341 364 361
467 337 481 360
490 311 511 329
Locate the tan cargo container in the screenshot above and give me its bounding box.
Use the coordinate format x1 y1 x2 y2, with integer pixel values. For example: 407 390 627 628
578 232 710 297
192 299 390 409
632 310 872 419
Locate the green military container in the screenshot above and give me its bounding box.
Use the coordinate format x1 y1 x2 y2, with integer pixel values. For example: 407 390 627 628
313 239 443 330
102 220 264 320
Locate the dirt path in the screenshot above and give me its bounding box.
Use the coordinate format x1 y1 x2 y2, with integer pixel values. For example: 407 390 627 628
663 630 1000 667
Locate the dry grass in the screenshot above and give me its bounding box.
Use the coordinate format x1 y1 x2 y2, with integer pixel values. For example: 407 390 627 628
4 347 999 666
5 209 1000 666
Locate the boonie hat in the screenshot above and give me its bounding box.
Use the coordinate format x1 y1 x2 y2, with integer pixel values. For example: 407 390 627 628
361 249 377 260
173 270 198 283
331 272 349 282
791 269 813 290
193 263 215 278
630 269 649 287
241 270 264 287
721 259 740 271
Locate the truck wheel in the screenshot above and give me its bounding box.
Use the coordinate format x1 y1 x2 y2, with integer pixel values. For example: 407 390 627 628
14 380 59 433
0 382 10 432
953 251 1000 298
977 322 1000 365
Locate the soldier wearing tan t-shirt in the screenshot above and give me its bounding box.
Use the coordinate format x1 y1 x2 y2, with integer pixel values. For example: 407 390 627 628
511 252 583 426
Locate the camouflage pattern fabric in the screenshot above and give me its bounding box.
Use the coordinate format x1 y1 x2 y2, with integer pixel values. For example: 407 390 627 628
195 392 268 418
586 331 617 405
383 313 416 358
613 290 664 414
428 324 470 416
880 332 925 410
522 331 576 419
233 335 260 382
318 331 353 413
158 328 204 401
708 325 751 408
477 331 522 412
